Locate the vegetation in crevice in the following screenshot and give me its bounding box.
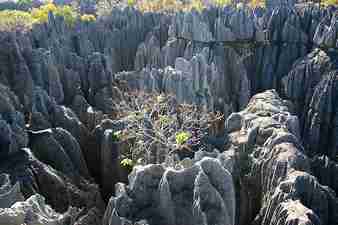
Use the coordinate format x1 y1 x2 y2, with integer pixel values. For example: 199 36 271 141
0 2 96 31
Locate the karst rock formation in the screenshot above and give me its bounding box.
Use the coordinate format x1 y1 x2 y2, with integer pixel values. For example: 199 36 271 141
0 1 338 225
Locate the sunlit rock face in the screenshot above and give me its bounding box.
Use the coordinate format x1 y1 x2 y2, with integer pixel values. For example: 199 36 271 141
0 173 24 209
103 157 235 225
224 90 338 225
0 194 78 225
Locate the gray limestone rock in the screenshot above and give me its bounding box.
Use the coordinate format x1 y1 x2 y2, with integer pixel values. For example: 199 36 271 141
0 173 24 208
103 157 235 225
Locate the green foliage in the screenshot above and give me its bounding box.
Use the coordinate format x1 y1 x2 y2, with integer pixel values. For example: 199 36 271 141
214 0 231 6
158 115 172 127
0 10 34 31
80 14 96 22
31 3 78 25
249 0 265 8
175 131 191 145
0 2 94 30
55 5 78 25
190 0 204 11
31 3 57 23
127 0 136 6
322 0 338 6
120 158 134 168
112 130 123 142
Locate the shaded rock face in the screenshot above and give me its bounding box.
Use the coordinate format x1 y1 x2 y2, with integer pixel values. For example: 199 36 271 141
283 49 338 162
0 149 104 218
103 157 235 225
223 90 338 225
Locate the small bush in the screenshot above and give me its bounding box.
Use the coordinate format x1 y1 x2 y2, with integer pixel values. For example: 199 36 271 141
214 0 231 7
112 130 123 142
31 3 57 23
175 131 191 145
249 0 265 8
190 0 204 11
127 0 136 6
31 3 78 25
120 158 134 169
0 10 34 31
80 14 96 22
322 0 338 6
158 115 172 127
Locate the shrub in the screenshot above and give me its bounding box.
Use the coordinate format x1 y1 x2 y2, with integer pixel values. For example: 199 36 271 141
322 0 338 6
56 5 78 25
31 3 78 25
190 0 204 11
31 3 57 23
175 131 191 145
214 0 232 7
112 130 123 142
158 115 172 127
80 14 96 22
127 0 136 6
249 0 265 8
0 10 34 31
120 158 134 169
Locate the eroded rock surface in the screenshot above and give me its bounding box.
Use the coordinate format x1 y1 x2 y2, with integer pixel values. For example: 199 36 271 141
0 2 338 225
103 157 235 225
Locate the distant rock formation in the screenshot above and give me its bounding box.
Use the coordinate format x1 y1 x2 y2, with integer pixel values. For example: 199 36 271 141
0 3 337 225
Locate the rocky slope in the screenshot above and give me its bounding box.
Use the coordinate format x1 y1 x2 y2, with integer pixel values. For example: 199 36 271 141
0 2 338 225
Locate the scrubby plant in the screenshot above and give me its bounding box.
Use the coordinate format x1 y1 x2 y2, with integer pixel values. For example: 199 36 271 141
249 0 265 8
137 0 182 12
175 131 191 145
214 0 232 7
31 2 57 23
0 10 34 31
56 5 78 25
322 0 338 6
80 14 96 22
120 158 134 169
189 0 204 11
0 2 94 30
32 3 78 25
127 0 136 6
158 115 173 127
112 130 123 142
